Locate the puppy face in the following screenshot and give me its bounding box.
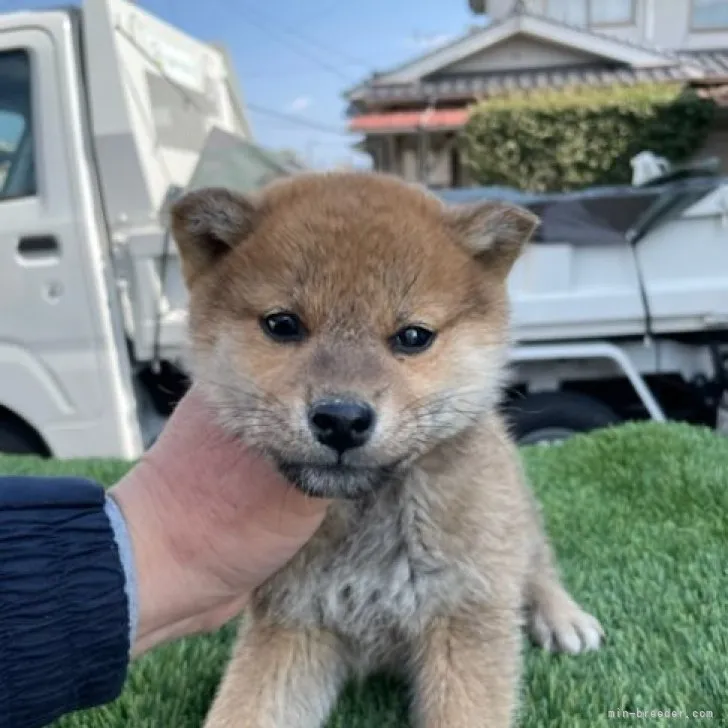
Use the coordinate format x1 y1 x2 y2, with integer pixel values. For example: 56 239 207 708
171 173 538 498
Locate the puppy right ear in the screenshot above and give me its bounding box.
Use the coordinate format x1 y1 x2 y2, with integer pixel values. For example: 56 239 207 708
170 187 258 285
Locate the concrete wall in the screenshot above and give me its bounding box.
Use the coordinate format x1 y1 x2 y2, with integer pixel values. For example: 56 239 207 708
482 0 728 50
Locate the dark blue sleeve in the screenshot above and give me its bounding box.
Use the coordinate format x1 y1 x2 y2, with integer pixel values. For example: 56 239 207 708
0 476 130 728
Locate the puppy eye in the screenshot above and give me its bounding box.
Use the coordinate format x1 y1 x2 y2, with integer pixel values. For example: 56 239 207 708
261 312 307 343
391 325 436 354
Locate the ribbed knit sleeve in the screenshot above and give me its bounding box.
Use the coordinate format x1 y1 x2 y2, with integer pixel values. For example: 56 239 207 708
0 476 130 727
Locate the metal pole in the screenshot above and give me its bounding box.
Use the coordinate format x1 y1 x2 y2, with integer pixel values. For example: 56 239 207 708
417 101 436 184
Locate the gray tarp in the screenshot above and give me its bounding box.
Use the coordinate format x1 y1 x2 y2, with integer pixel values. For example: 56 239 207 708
436 173 725 246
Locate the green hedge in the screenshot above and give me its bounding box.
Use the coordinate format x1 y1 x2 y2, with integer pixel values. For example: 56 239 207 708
461 84 717 192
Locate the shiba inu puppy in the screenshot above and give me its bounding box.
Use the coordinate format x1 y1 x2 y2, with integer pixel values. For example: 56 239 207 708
170 172 603 728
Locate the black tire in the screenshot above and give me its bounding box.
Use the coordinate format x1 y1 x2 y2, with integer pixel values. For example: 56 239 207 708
0 419 48 456
506 391 622 446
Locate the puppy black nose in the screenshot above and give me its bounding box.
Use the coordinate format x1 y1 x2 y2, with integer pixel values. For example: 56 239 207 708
308 398 375 453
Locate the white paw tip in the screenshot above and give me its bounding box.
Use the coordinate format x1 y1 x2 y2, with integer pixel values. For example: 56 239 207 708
580 622 604 651
530 610 605 654
557 627 583 654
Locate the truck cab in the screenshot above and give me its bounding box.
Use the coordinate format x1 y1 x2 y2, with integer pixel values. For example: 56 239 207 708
0 0 289 457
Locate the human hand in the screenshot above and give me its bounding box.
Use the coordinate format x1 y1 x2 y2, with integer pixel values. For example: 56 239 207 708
109 387 330 656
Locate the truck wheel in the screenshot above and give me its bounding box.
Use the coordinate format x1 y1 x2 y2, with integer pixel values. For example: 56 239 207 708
507 391 622 446
0 419 48 456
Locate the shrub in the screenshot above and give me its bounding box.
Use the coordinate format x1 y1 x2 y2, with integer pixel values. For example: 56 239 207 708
461 83 716 192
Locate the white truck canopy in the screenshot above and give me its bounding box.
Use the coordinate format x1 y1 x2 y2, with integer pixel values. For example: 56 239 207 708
82 0 252 230
76 0 291 365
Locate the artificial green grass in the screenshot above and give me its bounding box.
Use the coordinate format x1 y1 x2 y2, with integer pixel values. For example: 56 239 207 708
2 422 726 726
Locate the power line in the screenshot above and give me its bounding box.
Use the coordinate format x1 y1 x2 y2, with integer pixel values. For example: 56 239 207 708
291 0 346 29
247 103 353 137
243 66 363 81
213 0 356 84
240 1 370 70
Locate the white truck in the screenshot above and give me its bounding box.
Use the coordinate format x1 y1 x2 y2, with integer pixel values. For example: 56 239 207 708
442 164 728 444
0 0 726 458
0 0 292 457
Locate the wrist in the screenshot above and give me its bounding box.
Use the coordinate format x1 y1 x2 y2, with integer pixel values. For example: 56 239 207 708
103 495 139 647
109 460 247 655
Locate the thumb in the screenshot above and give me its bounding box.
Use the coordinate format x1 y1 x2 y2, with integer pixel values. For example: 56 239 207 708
251 478 331 540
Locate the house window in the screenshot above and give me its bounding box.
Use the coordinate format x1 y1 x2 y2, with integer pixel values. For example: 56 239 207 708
589 0 634 25
692 0 728 30
546 0 587 26
546 0 634 27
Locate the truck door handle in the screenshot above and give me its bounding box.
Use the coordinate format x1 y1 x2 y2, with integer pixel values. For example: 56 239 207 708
17 235 60 259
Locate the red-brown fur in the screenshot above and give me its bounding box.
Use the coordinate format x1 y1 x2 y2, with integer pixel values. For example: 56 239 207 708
171 172 604 728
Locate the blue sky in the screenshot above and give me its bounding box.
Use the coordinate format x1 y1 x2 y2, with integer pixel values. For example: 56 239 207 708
4 0 478 167
189 0 477 167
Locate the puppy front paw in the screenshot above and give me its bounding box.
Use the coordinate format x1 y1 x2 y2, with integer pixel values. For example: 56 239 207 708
528 597 604 654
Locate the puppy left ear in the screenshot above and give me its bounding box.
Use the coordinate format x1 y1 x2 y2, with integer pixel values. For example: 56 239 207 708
445 201 540 277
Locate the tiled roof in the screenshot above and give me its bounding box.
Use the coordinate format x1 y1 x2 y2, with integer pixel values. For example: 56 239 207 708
351 52 728 107
354 62 699 106
681 49 728 77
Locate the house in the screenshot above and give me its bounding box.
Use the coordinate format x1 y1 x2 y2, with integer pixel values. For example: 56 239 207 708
346 0 728 187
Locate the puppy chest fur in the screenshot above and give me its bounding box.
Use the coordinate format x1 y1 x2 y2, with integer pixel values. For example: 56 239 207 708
254 470 469 667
